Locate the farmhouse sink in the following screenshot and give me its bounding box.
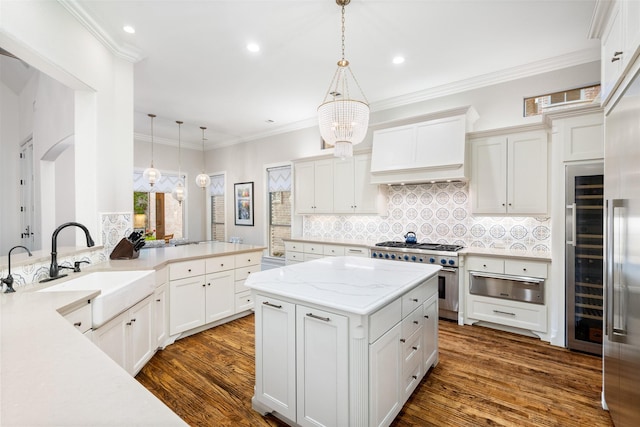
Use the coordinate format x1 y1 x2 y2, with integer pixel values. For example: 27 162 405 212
39 270 155 328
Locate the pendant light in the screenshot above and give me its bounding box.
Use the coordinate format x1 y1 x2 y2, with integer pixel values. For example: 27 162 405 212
171 120 186 204
142 113 162 187
318 0 369 159
195 126 211 188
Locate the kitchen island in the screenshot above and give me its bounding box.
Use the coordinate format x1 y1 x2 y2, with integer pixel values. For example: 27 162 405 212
246 256 441 427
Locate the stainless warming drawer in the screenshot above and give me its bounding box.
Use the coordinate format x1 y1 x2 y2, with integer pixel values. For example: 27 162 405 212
469 272 544 304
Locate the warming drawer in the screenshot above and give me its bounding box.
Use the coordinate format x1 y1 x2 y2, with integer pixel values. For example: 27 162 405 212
469 272 544 304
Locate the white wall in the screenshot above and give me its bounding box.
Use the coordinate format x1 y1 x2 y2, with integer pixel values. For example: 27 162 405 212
0 80 21 254
0 0 135 252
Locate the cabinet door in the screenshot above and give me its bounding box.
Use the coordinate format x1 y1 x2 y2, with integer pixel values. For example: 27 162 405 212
205 270 235 323
415 115 466 169
169 276 206 335
154 283 168 348
93 311 128 369
422 295 438 371
296 306 348 427
254 295 297 421
354 154 379 214
369 322 402 427
129 296 155 375
601 1 623 103
507 131 547 214
294 161 317 214
313 159 334 213
470 137 507 214
562 114 604 161
333 157 356 213
371 125 416 172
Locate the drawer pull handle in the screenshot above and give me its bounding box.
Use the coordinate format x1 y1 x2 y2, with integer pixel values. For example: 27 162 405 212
412 375 418 380
306 313 330 322
424 315 429 319
493 309 516 316
262 302 282 309
156 299 161 302
400 338 406 343
74 322 82 327
411 298 419 303
413 320 419 325
412 346 418 351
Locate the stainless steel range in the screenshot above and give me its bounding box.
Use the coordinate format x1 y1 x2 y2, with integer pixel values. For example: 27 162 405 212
371 241 463 321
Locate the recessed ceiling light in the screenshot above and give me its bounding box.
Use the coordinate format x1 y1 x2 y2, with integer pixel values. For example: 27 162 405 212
247 43 260 53
123 25 135 34
392 56 405 65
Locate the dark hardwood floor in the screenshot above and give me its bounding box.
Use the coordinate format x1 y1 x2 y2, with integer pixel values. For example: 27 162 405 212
136 315 613 427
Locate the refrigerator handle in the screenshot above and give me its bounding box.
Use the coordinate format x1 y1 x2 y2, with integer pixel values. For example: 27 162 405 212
566 203 577 247
607 199 627 342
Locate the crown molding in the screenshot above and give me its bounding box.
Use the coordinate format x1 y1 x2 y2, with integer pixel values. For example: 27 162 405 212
57 0 144 63
588 0 615 39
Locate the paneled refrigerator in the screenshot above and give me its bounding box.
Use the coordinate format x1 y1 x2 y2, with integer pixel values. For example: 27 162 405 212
603 66 640 426
566 162 604 355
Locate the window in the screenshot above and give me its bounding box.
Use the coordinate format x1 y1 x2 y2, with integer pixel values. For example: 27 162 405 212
267 166 292 257
133 172 184 240
524 84 601 117
210 174 225 242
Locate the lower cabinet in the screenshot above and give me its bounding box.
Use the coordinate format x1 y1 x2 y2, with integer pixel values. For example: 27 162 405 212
154 282 168 348
92 295 155 376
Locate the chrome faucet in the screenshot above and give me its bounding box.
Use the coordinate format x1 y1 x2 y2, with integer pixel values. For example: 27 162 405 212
41 222 95 283
1 245 32 293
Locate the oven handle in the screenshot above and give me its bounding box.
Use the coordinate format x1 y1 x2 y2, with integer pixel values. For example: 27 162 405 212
440 267 458 273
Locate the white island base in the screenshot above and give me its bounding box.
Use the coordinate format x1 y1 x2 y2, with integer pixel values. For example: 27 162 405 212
246 256 440 427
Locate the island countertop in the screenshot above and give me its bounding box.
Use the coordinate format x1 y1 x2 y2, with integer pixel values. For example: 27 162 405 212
245 256 441 315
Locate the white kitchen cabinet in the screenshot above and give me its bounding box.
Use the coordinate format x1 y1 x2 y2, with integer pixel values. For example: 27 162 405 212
284 240 370 265
93 295 155 376
233 252 261 313
369 322 402 427
254 296 297 421
154 267 169 348
422 294 438 371
296 306 349 427
559 112 604 161
169 275 207 335
470 130 548 215
334 154 380 214
294 159 334 214
204 271 235 323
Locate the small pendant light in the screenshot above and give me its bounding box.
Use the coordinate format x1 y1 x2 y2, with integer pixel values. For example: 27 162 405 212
142 113 162 187
171 120 186 204
195 126 211 188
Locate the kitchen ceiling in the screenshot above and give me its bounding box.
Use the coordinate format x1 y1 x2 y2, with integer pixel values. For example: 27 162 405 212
60 0 600 148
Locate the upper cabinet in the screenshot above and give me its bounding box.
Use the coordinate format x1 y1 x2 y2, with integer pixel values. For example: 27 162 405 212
470 129 548 215
295 153 385 216
370 106 478 184
594 0 640 106
294 159 334 214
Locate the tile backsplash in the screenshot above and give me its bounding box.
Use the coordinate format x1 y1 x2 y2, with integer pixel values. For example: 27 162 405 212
303 182 551 253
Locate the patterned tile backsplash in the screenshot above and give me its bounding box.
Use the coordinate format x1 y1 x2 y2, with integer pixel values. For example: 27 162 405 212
303 182 551 253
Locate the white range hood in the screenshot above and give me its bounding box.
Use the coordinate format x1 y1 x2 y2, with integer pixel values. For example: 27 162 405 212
370 106 478 184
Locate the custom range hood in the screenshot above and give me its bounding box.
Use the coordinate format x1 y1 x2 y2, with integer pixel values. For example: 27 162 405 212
370 106 478 184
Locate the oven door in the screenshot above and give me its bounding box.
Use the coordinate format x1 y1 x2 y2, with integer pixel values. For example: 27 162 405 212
438 267 459 319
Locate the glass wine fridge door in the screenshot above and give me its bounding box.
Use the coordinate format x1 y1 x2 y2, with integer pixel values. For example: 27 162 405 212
566 162 604 354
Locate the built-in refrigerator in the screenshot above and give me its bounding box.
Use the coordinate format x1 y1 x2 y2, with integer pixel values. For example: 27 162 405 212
566 163 604 355
603 64 640 426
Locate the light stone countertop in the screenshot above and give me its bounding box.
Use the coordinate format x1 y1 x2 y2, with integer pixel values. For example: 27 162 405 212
1 241 265 426
245 256 441 315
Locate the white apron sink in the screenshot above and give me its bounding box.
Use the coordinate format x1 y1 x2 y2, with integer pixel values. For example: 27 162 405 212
39 270 155 328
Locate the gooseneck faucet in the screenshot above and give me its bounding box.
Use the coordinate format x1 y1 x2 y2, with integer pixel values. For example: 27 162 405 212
42 222 95 283
1 245 33 293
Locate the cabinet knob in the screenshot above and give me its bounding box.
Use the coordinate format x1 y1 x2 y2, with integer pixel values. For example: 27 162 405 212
74 322 82 327
412 375 418 380
400 338 406 343
131 318 136 322
220 263 224 267
207 282 211 286
502 203 505 206
411 298 419 303
413 320 419 325
156 299 161 302
424 315 429 319
412 346 418 351
202 284 206 287
188 269 192 272
523 268 527 271
483 264 487 268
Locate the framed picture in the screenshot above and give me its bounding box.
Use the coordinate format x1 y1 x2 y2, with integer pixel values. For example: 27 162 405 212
234 182 254 226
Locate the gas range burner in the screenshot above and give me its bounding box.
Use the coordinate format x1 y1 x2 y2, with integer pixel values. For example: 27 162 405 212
375 241 464 252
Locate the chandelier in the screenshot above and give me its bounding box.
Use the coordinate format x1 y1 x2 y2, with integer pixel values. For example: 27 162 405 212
142 113 161 186
318 0 369 159
195 126 211 188
171 120 186 204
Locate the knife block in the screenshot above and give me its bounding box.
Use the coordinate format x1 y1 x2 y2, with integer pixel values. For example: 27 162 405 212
110 238 140 260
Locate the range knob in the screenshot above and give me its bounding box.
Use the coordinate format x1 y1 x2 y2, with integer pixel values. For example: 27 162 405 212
391 254 396 259
385 254 390 259
411 255 417 261
429 257 436 263
404 255 409 261
419 258 424 262
448 259 455 266
440 259 447 265
372 252 378 258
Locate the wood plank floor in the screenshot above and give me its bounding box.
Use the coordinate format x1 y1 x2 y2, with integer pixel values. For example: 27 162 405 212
136 315 613 427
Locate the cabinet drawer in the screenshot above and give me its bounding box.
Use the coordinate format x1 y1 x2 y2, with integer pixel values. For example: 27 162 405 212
402 358 422 398
401 281 429 317
206 255 235 273
303 253 323 262
344 246 369 257
286 252 304 262
504 259 547 278
303 243 323 255
467 296 547 332
370 298 402 343
235 290 254 313
284 241 303 252
402 307 424 339
235 251 261 268
235 279 249 293
466 257 504 274
170 259 206 280
323 245 345 256
64 303 92 334
402 325 422 368
235 264 261 282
